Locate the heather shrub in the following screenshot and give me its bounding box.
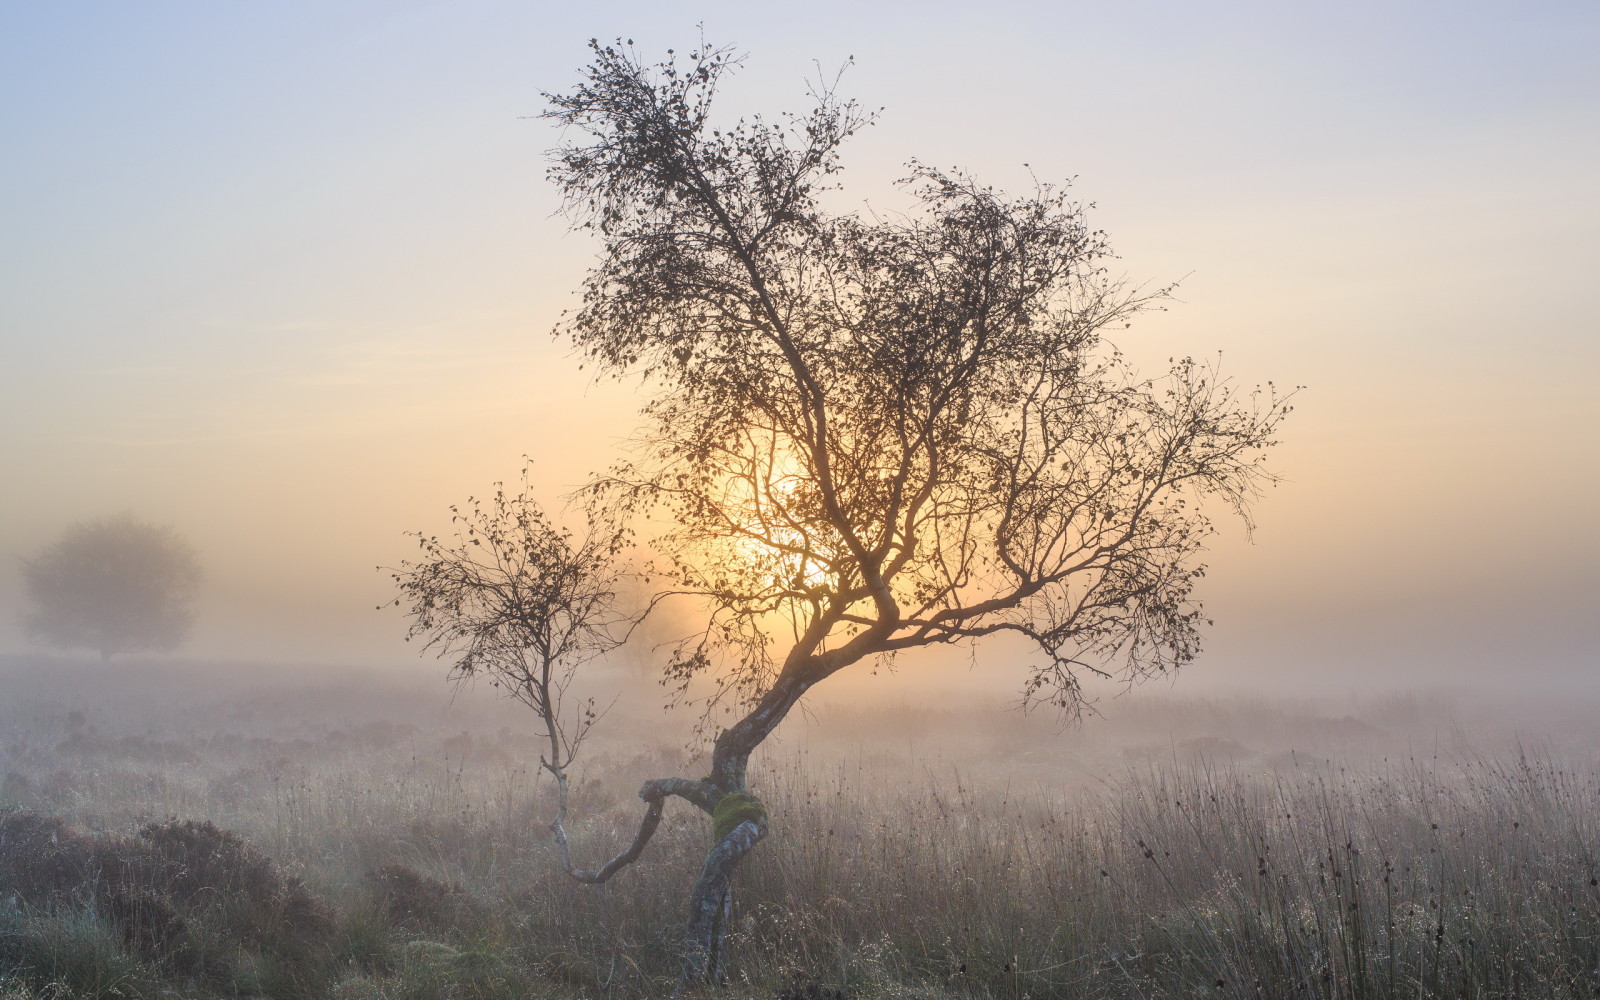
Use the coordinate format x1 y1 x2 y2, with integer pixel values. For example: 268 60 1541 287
0 812 94 903
0 813 336 996
369 861 474 931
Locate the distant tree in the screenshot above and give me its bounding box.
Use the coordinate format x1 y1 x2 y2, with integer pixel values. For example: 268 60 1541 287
22 514 202 661
401 39 1294 989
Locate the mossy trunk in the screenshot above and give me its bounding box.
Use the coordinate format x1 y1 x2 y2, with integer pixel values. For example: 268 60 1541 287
680 814 766 990
675 678 805 988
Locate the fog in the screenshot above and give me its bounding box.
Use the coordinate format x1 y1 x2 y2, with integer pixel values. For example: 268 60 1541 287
5 11 1599 996
3 4 1595 712
1 10 1596 716
5 649 1597 798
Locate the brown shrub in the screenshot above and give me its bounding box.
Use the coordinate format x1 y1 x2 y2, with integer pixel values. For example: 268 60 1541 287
96 819 334 964
1 813 335 991
367 862 469 930
100 884 193 968
0 812 94 903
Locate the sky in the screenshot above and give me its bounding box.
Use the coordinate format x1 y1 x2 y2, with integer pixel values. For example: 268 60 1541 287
1 1 1595 700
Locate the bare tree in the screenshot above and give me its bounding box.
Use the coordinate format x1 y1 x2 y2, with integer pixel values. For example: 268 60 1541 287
408 38 1293 989
22 514 202 661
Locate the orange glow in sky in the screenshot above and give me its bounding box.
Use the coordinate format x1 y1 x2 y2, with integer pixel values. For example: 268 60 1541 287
1 2 1595 697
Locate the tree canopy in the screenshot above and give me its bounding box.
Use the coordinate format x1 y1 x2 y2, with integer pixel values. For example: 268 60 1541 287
544 41 1292 785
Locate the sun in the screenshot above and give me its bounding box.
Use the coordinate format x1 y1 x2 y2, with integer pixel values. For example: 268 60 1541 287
714 445 836 601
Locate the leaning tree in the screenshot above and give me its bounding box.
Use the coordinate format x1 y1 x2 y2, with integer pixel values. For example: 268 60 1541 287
396 39 1292 989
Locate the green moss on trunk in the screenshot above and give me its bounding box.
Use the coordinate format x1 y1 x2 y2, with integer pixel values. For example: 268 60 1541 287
710 792 766 844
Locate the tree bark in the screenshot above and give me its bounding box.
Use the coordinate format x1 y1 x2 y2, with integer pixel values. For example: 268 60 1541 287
549 775 719 884
680 817 767 991
710 673 813 790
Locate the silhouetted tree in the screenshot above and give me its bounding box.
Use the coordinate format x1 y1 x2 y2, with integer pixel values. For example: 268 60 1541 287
22 514 202 661
388 472 648 884
405 38 1294 989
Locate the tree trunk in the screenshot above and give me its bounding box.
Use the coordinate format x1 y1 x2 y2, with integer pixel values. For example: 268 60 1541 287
679 817 766 991
672 671 816 987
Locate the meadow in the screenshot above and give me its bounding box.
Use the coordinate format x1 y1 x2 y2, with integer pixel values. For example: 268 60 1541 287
0 653 1596 999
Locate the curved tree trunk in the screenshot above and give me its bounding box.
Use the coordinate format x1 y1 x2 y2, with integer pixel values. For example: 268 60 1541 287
544 671 820 990
672 672 823 987
680 817 767 991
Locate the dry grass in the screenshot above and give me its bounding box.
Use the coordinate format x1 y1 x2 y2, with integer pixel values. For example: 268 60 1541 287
0 653 1596 999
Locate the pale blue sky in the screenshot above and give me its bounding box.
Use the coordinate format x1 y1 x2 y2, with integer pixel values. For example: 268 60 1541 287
2 1 1595 695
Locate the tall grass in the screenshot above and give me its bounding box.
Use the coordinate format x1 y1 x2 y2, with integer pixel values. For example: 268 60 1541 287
736 748 1600 998
1 656 1596 998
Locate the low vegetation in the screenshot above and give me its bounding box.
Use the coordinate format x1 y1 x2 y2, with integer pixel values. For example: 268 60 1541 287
1 654 1596 998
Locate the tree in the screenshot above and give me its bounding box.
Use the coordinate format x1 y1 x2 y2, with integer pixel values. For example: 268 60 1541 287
22 514 202 661
401 39 1293 989
387 474 658 881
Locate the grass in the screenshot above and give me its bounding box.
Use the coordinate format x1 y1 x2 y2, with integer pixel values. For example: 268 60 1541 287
0 653 1596 998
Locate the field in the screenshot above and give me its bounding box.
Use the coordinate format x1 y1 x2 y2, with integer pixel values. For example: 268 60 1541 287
1 653 1597 999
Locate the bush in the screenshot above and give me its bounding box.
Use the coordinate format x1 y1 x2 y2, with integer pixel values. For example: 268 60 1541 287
0 813 94 904
0 813 335 996
368 862 472 931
